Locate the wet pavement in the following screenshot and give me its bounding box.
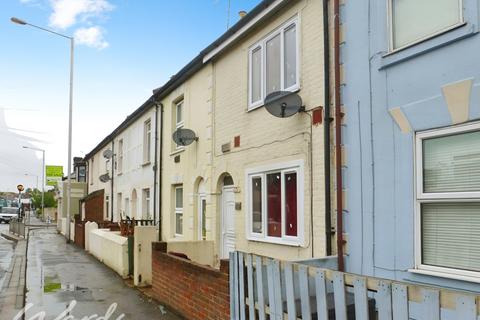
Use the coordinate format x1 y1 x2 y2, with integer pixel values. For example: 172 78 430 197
24 227 181 320
0 223 15 289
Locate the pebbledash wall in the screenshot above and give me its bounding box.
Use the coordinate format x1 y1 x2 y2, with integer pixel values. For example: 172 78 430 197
343 0 480 292
151 243 229 320
209 0 328 261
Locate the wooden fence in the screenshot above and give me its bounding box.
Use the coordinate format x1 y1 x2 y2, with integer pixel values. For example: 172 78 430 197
230 251 480 320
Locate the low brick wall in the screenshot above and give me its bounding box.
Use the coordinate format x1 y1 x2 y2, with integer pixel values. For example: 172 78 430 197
151 242 230 320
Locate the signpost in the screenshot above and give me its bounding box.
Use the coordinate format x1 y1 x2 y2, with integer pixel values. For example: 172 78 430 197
46 165 63 187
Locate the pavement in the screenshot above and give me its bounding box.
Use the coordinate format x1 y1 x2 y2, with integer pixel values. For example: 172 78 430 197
22 219 181 320
0 222 26 319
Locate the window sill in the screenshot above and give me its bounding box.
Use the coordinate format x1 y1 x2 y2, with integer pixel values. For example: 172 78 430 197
409 268 480 284
142 161 151 167
170 148 185 156
117 172 122 176
380 22 476 69
247 235 303 247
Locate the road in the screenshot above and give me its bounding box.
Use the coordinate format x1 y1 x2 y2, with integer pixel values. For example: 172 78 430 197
0 223 15 290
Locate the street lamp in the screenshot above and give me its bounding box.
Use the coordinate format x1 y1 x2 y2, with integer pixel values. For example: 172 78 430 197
13 17 74 242
23 146 44 224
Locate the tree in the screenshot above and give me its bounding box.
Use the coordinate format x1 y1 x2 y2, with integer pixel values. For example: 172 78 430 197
31 190 57 209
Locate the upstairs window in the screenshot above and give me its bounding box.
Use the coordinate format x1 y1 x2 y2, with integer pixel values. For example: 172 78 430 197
143 119 152 163
117 139 124 174
174 100 184 150
248 17 299 110
415 123 480 278
390 0 463 50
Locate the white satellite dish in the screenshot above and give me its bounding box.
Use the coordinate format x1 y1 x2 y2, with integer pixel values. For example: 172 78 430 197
99 173 111 183
103 149 114 159
264 91 304 118
172 128 198 147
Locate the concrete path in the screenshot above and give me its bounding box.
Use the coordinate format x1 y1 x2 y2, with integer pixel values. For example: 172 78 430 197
22 227 181 320
0 224 26 320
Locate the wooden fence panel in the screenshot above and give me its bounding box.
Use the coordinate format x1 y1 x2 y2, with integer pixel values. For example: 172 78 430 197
229 252 480 320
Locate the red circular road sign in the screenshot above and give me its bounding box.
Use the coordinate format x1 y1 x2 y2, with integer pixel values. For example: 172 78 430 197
17 184 24 192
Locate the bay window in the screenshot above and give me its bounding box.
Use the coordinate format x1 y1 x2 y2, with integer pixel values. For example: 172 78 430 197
246 160 304 245
248 17 299 109
415 122 480 278
389 0 463 50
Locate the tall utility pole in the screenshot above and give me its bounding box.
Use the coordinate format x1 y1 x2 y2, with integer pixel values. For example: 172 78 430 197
13 17 74 242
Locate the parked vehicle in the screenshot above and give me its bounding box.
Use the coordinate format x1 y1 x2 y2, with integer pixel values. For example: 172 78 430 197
0 207 20 224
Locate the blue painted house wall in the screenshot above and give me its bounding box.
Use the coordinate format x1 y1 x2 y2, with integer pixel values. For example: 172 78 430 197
342 0 480 292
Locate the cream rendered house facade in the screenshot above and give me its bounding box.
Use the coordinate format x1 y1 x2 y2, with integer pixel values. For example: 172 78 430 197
207 0 327 261
153 0 329 265
85 101 158 223
157 64 214 243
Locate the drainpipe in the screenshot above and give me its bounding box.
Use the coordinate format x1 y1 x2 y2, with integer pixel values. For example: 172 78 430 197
154 101 164 242
111 139 114 222
333 0 345 271
153 100 159 224
323 0 332 257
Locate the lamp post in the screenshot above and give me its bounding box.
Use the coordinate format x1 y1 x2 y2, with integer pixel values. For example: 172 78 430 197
14 17 74 242
23 146 45 224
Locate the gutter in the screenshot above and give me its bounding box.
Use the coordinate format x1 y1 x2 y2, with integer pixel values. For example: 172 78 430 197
333 0 345 271
323 0 332 256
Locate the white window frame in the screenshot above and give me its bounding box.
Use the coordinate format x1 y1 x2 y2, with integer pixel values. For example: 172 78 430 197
248 16 300 110
387 0 464 52
413 121 480 281
143 119 152 164
117 139 124 174
174 100 185 150
174 185 183 236
245 159 304 246
143 188 151 219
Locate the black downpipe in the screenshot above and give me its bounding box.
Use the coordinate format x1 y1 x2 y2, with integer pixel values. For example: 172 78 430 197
111 139 114 222
323 0 332 256
153 101 159 224
157 102 164 241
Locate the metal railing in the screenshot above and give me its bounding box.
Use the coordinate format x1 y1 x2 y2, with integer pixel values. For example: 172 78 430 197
230 251 480 320
9 218 25 237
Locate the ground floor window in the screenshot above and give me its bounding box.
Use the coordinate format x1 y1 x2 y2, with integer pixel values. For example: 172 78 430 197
142 188 151 219
174 186 183 236
415 122 480 278
246 160 304 246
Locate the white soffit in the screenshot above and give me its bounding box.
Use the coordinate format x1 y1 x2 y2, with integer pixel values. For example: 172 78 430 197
203 0 288 63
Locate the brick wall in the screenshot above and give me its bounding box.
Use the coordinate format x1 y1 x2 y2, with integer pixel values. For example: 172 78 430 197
84 189 104 222
151 242 230 320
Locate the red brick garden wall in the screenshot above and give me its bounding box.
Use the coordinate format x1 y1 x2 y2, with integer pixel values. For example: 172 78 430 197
151 242 230 320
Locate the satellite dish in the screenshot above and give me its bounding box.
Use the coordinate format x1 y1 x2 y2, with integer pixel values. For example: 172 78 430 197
99 174 111 183
264 91 304 118
103 149 114 159
172 128 198 147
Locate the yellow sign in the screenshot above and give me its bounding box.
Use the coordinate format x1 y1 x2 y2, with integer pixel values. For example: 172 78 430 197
46 165 63 186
